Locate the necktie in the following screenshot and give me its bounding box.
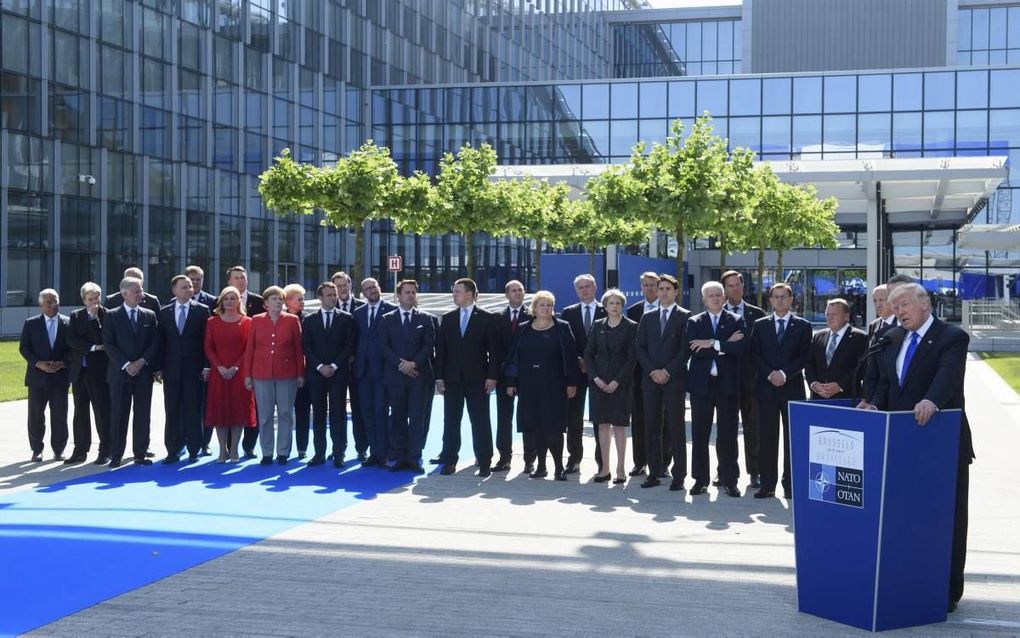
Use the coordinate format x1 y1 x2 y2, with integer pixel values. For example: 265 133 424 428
826 330 839 366
460 308 469 337
511 308 519 331
368 306 375 328
325 310 332 330
660 308 669 335
584 305 592 334
711 313 718 336
47 318 56 349
900 332 920 386
130 308 137 330
647 303 655 313
403 311 411 335
177 305 187 335
776 318 786 341
341 301 348 313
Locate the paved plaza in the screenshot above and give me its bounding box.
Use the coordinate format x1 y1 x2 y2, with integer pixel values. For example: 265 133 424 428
1 356 1019 637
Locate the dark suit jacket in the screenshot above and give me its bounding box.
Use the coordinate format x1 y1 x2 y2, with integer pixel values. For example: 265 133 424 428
749 313 812 401
435 305 500 383
728 301 765 386
105 291 161 314
102 305 159 384
863 316 898 402
685 310 746 396
496 305 531 383
872 319 974 465
193 290 217 308
379 308 436 386
20 313 72 388
559 302 607 367
337 296 364 315
302 308 355 381
626 299 657 324
634 305 691 392
805 326 868 399
157 301 211 379
67 307 109 383
243 292 265 317
503 319 581 387
352 301 397 379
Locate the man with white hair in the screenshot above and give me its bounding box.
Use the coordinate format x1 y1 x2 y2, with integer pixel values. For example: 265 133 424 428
104 266 161 313
19 289 72 462
868 282 973 613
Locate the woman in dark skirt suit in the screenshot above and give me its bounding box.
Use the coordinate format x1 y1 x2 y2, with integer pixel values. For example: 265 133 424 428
584 289 638 484
505 290 581 481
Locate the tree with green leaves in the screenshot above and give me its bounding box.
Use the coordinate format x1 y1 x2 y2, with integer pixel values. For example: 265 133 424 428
695 145 758 269
494 177 576 288
571 197 651 276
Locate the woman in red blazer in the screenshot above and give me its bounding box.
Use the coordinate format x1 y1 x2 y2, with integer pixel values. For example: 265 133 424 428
243 286 305 465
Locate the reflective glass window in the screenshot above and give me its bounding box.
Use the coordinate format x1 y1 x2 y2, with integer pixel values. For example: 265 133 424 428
892 112 922 150
924 72 955 110
859 74 891 112
668 81 695 117
639 119 670 147
956 110 987 149
972 8 989 50
989 109 1020 149
728 116 760 152
581 120 609 158
697 79 727 116
958 8 972 50
611 83 638 119
990 7 1007 49
499 86 526 121
957 71 988 110
823 75 856 113
858 113 891 153
991 70 1020 108
686 22 701 62
893 73 922 111
762 77 791 114
729 79 760 116
610 120 638 157
761 116 791 153
792 115 821 155
558 84 582 120
1011 7 1020 48
923 111 955 150
823 114 855 153
582 84 609 119
793 76 822 114
639 82 667 119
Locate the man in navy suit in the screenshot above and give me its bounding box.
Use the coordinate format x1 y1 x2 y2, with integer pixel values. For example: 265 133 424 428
104 266 161 314
66 283 111 464
626 271 661 476
559 274 607 474
352 277 397 467
859 278 908 407
686 281 746 497
156 275 210 463
103 276 160 467
721 270 766 488
19 289 72 462
634 274 691 490
380 280 435 473
333 270 367 462
185 264 216 455
805 298 868 401
866 283 973 613
749 282 812 499
433 278 500 477
303 281 355 467
494 279 531 472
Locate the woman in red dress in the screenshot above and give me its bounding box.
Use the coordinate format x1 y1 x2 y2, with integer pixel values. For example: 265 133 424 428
204 286 256 462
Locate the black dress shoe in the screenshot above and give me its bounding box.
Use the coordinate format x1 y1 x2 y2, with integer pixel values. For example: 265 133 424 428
308 455 325 466
333 457 345 469
948 599 958 613
277 455 288 465
563 463 579 475
408 463 425 474
783 488 793 500
187 454 199 464
613 477 626 485
388 461 408 472
712 474 721 487
259 457 273 465
243 451 257 460
593 473 611 483
162 456 180 465
357 453 368 464
108 458 122 468
428 457 443 465
373 457 390 469
492 460 512 472
362 456 379 467
200 447 212 457
554 470 567 481
629 466 646 477
640 477 661 488
529 469 548 479
94 456 110 465
439 464 456 475
523 462 535 474
297 451 306 460
723 485 741 497
30 453 43 462
690 482 708 495
134 457 153 465
63 454 87 464
477 467 492 478
145 450 155 458
658 470 671 479
753 488 775 499
53 454 65 461
669 479 685 492
749 474 762 488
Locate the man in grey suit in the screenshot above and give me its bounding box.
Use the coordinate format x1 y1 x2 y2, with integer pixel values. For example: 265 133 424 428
634 274 691 490
103 276 160 467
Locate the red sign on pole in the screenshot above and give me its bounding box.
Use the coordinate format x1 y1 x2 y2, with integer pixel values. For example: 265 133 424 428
387 255 403 272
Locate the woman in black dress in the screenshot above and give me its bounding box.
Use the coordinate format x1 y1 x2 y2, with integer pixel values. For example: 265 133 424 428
505 290 580 480
584 289 638 484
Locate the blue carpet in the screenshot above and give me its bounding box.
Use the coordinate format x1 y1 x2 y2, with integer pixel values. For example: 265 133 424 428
0 395 489 637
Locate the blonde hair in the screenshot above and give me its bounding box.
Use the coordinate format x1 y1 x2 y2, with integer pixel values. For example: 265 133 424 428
529 290 556 315
283 283 306 299
213 286 246 316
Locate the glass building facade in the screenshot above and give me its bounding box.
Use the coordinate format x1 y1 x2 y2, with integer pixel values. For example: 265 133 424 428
1 0 1019 315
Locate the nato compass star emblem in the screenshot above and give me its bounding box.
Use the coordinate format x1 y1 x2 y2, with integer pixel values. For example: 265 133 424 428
813 470 832 495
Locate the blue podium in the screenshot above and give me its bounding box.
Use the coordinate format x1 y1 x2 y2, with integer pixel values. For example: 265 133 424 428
788 400 961 632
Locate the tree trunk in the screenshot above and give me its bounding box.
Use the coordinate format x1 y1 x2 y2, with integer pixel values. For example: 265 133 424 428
534 238 543 290
675 221 686 300
354 224 365 283
466 233 476 282
756 246 765 308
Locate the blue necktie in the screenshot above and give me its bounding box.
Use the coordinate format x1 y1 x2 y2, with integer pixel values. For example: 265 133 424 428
900 332 920 386
130 308 138 332
47 317 56 349
460 308 469 337
403 311 412 336
177 305 187 335
711 313 718 336
776 318 786 341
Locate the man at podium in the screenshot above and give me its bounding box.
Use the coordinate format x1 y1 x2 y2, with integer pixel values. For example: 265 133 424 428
862 282 974 613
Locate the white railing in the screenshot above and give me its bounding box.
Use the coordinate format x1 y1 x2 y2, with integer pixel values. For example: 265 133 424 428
962 299 1020 331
